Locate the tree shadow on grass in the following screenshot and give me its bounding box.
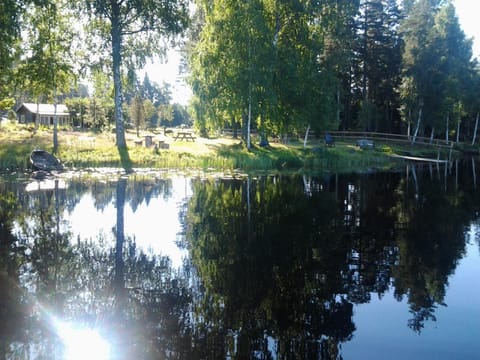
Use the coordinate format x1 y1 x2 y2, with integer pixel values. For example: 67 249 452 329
118 147 134 173
210 143 305 170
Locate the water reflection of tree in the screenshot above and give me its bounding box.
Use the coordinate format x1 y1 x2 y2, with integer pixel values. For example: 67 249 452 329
0 192 27 358
0 175 190 359
390 165 474 332
186 176 355 359
0 167 479 358
186 169 480 357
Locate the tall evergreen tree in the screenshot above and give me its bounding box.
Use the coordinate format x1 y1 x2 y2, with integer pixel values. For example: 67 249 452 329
354 0 402 132
311 0 360 131
400 0 474 141
431 3 474 142
399 0 441 140
129 95 145 137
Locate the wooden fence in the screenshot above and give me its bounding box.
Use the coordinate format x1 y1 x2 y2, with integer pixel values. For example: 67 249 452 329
219 128 457 149
320 131 455 149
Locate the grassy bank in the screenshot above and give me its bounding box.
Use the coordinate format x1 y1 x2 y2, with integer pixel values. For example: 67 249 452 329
0 123 457 174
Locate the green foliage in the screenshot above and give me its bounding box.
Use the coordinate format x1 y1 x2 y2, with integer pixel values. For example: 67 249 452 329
142 99 156 128
158 104 174 128
355 0 403 132
0 97 15 111
7 110 16 122
400 0 474 138
1 0 480 150
17 0 77 101
0 0 22 99
140 73 172 107
190 0 322 137
129 95 145 136
74 0 189 149
65 97 89 127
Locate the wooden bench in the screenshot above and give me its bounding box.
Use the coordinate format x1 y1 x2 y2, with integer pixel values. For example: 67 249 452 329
356 139 375 149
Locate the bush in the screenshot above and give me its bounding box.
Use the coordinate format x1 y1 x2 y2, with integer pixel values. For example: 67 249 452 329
7 110 16 123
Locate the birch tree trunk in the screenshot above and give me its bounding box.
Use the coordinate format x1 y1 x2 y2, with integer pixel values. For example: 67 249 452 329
472 113 479 145
456 117 461 143
303 125 310 148
53 88 58 153
111 3 127 149
247 96 251 150
472 157 477 189
36 101 40 129
412 104 422 144
445 112 449 144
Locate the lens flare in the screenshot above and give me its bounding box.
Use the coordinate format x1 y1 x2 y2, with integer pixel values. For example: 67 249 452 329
52 318 111 360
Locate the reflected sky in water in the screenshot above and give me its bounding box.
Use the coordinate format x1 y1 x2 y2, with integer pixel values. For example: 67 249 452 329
64 177 191 268
343 240 480 359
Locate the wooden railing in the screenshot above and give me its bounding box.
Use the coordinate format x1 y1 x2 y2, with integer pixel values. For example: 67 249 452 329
321 131 455 149
219 128 457 149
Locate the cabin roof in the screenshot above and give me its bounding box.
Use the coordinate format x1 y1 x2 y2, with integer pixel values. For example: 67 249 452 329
16 103 69 116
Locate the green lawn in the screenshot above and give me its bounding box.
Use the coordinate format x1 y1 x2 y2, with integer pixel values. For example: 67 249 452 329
0 123 460 174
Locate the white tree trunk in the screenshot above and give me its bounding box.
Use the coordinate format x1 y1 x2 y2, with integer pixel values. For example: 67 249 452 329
456 116 461 143
445 112 449 144
36 101 40 129
247 95 251 150
407 108 411 140
472 113 479 145
412 105 422 144
472 157 477 189
53 100 58 151
53 87 58 152
303 125 310 148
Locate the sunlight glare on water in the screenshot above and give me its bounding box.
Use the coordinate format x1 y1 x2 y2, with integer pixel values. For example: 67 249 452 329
52 318 111 360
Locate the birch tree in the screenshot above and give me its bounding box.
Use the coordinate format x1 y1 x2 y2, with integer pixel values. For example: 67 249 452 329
74 0 189 150
19 0 76 152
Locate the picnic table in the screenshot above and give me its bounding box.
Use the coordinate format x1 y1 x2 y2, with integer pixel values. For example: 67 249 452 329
173 131 196 141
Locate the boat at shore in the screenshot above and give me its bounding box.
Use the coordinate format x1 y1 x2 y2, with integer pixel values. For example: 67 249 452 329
30 149 63 171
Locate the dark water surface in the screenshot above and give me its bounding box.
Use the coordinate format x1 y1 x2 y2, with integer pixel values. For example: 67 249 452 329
1 161 480 359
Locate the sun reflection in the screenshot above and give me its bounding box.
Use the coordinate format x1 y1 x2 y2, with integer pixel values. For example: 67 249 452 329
52 318 111 360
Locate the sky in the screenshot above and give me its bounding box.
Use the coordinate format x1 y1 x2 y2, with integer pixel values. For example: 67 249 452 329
139 48 192 106
453 0 480 57
141 0 480 106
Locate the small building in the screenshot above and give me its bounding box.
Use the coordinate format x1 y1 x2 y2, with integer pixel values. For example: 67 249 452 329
16 103 71 127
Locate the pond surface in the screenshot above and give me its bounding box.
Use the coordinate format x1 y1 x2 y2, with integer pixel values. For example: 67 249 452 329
1 161 480 359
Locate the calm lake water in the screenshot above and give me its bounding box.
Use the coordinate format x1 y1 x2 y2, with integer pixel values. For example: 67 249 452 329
1 160 480 359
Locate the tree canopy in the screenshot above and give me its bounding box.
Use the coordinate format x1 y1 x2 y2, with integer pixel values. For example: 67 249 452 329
187 0 480 144
1 0 480 147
